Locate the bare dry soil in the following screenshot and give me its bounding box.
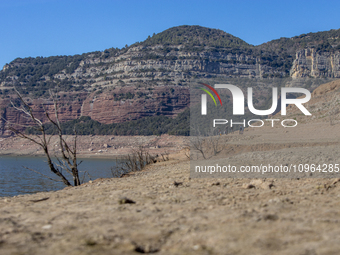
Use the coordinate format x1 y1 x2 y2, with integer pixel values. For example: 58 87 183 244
1 120 340 254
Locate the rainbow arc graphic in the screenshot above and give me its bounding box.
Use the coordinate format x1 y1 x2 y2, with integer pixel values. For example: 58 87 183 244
198 83 222 115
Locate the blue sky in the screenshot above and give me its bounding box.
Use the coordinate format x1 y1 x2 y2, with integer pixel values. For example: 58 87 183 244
1 0 340 68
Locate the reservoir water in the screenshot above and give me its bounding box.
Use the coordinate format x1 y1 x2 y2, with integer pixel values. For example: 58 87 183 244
0 156 120 197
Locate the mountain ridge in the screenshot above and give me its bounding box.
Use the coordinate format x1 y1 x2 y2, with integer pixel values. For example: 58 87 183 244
1 25 340 135
2 25 340 92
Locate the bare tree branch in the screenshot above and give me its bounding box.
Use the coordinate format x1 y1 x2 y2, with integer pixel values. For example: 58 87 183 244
23 167 63 183
3 87 81 187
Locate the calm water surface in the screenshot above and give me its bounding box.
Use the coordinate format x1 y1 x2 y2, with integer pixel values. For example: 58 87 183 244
0 156 120 197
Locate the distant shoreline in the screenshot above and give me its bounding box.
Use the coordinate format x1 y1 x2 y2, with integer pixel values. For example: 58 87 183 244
0 152 128 159
0 134 187 159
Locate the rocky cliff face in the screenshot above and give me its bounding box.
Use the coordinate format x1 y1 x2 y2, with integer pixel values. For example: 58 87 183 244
81 86 189 123
0 86 189 133
75 46 270 84
291 48 340 78
1 25 340 133
0 93 86 134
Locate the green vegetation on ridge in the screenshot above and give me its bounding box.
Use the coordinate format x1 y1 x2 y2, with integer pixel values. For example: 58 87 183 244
2 25 340 98
136 25 249 48
25 109 190 136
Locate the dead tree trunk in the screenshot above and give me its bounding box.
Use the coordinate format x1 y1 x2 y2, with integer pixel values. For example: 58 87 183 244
2 88 81 187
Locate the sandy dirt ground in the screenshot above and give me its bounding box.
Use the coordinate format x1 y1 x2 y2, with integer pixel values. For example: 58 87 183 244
1 120 340 254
